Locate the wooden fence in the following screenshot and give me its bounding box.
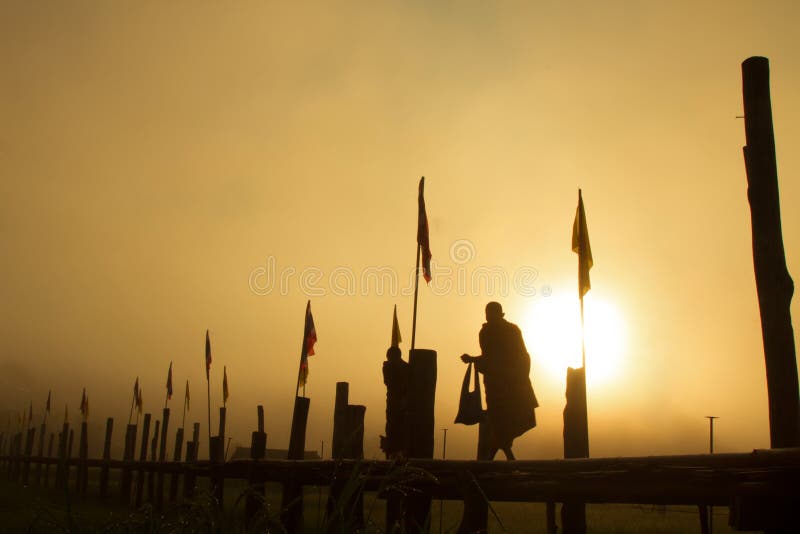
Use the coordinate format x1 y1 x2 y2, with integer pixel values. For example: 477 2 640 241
1 407 798 532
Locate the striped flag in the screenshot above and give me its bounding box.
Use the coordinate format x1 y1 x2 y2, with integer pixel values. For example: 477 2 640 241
299 300 317 387
223 366 229 405
166 361 173 400
391 304 402 347
572 189 593 298
417 177 432 283
205 330 212 380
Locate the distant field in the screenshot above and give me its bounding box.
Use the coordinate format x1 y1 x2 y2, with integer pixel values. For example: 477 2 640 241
0 478 752 533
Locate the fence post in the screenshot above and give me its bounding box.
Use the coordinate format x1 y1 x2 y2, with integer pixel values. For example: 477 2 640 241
135 413 151 508
99 418 114 500
183 423 200 500
458 413 491 533
77 421 89 494
156 408 169 510
328 383 366 530
66 428 74 489
34 424 46 486
22 426 35 486
245 405 268 529
55 423 69 491
211 407 226 505
281 395 310 533
43 433 54 488
120 424 137 503
169 426 184 504
563 366 589 534
147 419 160 503
405 348 437 533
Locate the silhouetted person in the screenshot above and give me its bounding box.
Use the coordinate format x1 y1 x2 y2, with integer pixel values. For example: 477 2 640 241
462 301 538 460
381 346 409 459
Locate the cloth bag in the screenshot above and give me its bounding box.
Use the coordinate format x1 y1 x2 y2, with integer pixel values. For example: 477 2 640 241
454 362 483 425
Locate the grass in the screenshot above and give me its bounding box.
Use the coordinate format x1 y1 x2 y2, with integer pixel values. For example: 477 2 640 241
0 468 756 533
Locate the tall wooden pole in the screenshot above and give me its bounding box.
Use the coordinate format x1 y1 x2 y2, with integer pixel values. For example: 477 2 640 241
742 56 800 448
411 242 421 351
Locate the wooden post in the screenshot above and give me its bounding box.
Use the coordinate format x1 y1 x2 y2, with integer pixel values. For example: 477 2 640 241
156 408 169 510
332 382 349 458
211 407 226 505
169 426 184 504
328 384 366 529
245 405 268 529
120 424 137 503
43 432 54 488
457 412 491 534
55 423 69 491
562 366 589 534
147 419 160 503
742 56 800 448
21 426 35 486
66 428 74 488
405 348 437 533
135 413 151 508
281 395 310 534
183 423 200 500
99 418 114 500
77 421 88 494
34 423 46 486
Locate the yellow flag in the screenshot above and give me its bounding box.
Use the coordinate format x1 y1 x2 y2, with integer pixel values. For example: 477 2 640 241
391 305 402 347
572 189 593 298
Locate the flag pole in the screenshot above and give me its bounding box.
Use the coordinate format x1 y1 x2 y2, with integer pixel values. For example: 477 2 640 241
296 326 307 398
182 381 188 430
411 176 426 352
128 381 136 425
411 242 421 351
205 330 212 454
580 295 586 369
206 370 212 452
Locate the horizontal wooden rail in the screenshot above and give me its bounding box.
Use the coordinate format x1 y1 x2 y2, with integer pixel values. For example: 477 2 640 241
5 448 797 507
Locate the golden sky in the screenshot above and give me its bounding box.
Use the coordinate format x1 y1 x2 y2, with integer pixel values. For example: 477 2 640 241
1 1 799 459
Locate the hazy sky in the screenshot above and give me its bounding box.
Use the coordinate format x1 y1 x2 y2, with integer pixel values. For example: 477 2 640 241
2 1 799 460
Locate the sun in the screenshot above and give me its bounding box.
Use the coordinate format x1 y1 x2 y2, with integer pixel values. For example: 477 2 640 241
521 293 627 386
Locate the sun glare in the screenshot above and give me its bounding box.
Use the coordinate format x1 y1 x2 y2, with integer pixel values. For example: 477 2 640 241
522 293 626 386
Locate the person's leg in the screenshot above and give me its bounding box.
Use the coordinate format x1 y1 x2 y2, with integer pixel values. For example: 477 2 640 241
502 447 516 460
489 446 499 460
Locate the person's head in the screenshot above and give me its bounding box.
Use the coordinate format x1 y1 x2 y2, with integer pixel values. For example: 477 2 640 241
485 301 504 322
386 346 402 361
